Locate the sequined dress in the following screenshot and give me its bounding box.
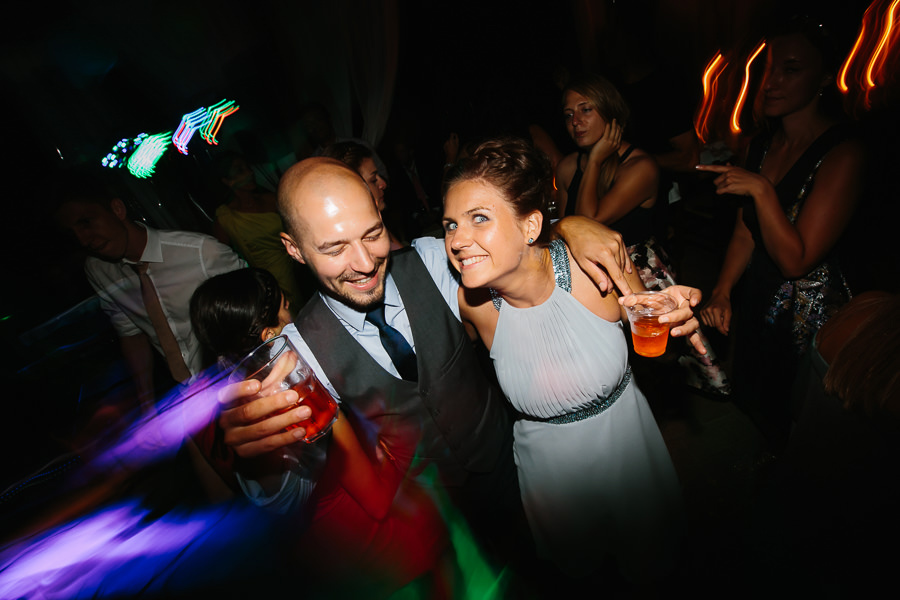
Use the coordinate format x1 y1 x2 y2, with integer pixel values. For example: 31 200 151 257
489 240 684 580
732 124 855 444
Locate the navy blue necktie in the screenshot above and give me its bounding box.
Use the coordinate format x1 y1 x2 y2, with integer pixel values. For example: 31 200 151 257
366 305 418 382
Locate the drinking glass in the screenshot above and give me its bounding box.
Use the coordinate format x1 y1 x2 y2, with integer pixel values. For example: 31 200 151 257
227 334 338 442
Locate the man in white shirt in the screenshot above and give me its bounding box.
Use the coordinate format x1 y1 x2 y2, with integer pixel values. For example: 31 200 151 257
55 173 245 412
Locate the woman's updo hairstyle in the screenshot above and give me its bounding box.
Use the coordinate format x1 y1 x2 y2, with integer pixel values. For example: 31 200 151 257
190 267 283 366
446 136 554 243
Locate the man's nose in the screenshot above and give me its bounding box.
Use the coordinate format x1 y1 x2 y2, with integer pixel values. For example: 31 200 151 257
74 228 92 247
349 242 377 272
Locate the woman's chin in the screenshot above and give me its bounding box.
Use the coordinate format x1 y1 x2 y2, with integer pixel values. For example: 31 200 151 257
460 271 491 291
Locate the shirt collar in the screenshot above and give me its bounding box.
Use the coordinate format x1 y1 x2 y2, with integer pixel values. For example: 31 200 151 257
121 222 159 265
322 272 401 333
139 223 163 263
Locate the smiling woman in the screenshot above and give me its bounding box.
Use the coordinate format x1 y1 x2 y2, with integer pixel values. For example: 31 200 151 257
442 137 692 585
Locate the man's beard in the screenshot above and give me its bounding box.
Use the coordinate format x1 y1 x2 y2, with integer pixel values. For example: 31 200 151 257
325 279 386 312
322 256 389 312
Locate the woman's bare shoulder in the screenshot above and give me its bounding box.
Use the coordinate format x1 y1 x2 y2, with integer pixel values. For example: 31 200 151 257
619 147 659 176
562 243 624 322
557 152 578 184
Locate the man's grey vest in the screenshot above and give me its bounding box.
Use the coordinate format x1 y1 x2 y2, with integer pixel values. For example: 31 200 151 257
296 248 510 484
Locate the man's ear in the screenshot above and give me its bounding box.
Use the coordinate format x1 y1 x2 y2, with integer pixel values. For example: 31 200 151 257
110 198 128 221
281 232 306 264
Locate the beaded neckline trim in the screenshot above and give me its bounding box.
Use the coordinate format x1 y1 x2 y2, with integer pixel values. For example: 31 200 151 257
490 239 571 311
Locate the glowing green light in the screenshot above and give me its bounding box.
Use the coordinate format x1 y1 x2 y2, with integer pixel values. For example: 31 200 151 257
101 133 148 169
200 99 240 146
127 132 172 179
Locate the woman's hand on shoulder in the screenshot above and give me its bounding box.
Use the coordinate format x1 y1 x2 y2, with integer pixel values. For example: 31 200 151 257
553 216 633 295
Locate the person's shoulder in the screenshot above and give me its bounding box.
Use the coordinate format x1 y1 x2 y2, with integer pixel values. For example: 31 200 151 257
557 152 577 176
818 129 867 176
158 228 230 248
410 236 445 259
617 147 659 181
408 236 454 278
84 254 112 278
621 146 656 168
157 228 209 241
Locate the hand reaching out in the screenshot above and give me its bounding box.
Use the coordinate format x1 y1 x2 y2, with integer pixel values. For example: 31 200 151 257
699 291 733 336
695 163 770 198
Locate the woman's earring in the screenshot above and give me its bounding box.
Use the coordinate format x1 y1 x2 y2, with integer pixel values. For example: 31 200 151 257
528 237 534 244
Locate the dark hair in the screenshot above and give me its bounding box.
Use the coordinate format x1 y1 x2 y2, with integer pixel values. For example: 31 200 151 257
320 141 373 172
446 136 554 243
758 13 847 123
211 150 246 181
821 291 900 420
48 166 121 217
190 268 284 366
767 14 841 77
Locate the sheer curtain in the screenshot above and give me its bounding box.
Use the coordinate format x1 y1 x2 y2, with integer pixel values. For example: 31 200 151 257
268 0 398 151
348 0 399 150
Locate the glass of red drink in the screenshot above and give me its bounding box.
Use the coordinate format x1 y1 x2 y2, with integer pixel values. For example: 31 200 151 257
228 334 338 442
624 291 678 358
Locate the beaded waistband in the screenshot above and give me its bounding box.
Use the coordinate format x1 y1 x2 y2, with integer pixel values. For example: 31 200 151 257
517 366 632 425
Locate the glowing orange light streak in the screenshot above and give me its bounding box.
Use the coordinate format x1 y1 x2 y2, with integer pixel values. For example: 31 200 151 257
865 0 900 88
695 52 727 143
839 10 871 93
731 41 766 135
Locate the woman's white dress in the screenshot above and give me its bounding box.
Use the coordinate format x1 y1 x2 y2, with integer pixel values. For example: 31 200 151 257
489 241 684 579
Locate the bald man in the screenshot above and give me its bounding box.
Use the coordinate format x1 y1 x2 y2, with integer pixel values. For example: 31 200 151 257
219 157 638 571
